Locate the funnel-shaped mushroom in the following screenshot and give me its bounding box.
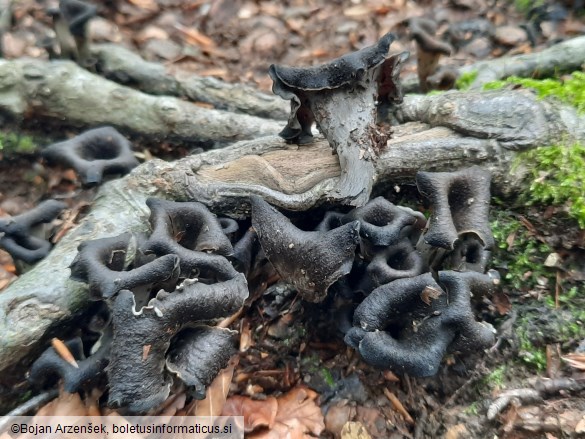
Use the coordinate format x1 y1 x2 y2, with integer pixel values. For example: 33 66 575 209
59 0 97 65
29 332 111 393
416 166 494 250
142 198 238 281
443 233 492 272
42 126 139 186
346 270 496 376
438 270 498 353
357 240 425 294
231 227 259 276
269 33 409 206
166 326 236 399
409 18 452 93
340 196 426 257
346 273 450 376
0 200 66 263
250 195 360 302
70 233 180 299
107 274 248 413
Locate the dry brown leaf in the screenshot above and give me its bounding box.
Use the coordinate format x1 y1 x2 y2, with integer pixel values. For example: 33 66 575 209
223 387 324 439
36 390 88 416
192 357 237 416
575 414 585 433
445 424 469 439
343 5 372 17
341 422 372 439
255 387 324 439
128 0 158 12
562 352 585 370
222 395 278 432
420 286 442 306
175 23 216 49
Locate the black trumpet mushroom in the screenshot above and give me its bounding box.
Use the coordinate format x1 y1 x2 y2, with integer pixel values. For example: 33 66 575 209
340 196 426 257
107 274 248 413
409 18 453 92
166 326 237 400
250 195 360 303
0 200 66 264
42 126 139 186
356 240 425 294
416 166 494 251
48 0 97 64
69 233 180 300
29 330 111 393
346 271 496 377
142 198 238 281
269 32 409 206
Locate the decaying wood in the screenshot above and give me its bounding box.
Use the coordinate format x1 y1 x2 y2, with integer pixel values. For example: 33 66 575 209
1 85 584 412
90 44 289 120
0 58 282 145
402 35 585 92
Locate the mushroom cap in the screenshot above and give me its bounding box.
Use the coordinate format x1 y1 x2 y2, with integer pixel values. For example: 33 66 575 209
59 0 97 36
410 18 452 55
269 32 396 91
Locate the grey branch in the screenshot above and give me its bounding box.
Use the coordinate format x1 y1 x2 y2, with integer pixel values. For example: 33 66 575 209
91 44 289 120
0 58 282 145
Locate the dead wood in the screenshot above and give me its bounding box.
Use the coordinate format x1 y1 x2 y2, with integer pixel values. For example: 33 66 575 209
90 44 289 120
0 58 282 145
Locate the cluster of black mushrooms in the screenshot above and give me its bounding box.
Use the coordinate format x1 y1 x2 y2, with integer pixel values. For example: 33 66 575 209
0 29 501 414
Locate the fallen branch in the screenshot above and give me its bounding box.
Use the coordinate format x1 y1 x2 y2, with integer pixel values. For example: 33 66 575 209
91 44 289 120
0 58 282 145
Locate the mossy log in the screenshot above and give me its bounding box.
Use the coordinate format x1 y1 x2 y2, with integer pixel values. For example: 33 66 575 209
0 55 584 412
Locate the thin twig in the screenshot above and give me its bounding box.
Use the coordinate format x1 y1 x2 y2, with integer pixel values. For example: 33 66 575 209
0 389 59 430
384 388 415 425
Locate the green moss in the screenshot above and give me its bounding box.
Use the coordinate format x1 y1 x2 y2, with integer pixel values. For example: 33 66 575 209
0 131 39 154
464 402 479 416
483 365 507 390
491 210 553 291
321 368 335 387
513 0 544 13
519 142 585 229
483 72 585 114
455 71 478 91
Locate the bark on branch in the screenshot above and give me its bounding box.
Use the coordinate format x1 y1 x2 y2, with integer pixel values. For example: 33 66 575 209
0 58 282 145
90 44 289 120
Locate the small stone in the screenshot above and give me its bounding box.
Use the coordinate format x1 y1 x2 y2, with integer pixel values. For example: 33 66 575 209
463 37 492 58
544 252 561 267
494 26 528 46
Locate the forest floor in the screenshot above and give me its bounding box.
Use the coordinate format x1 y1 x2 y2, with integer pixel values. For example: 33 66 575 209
1 0 585 438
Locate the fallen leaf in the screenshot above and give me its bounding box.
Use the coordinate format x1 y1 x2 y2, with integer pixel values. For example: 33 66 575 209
420 285 442 306
222 395 278 432
341 422 372 439
36 389 87 416
175 23 216 49
192 357 237 416
562 352 585 370
254 387 324 439
576 415 585 433
445 424 468 439
223 387 324 439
